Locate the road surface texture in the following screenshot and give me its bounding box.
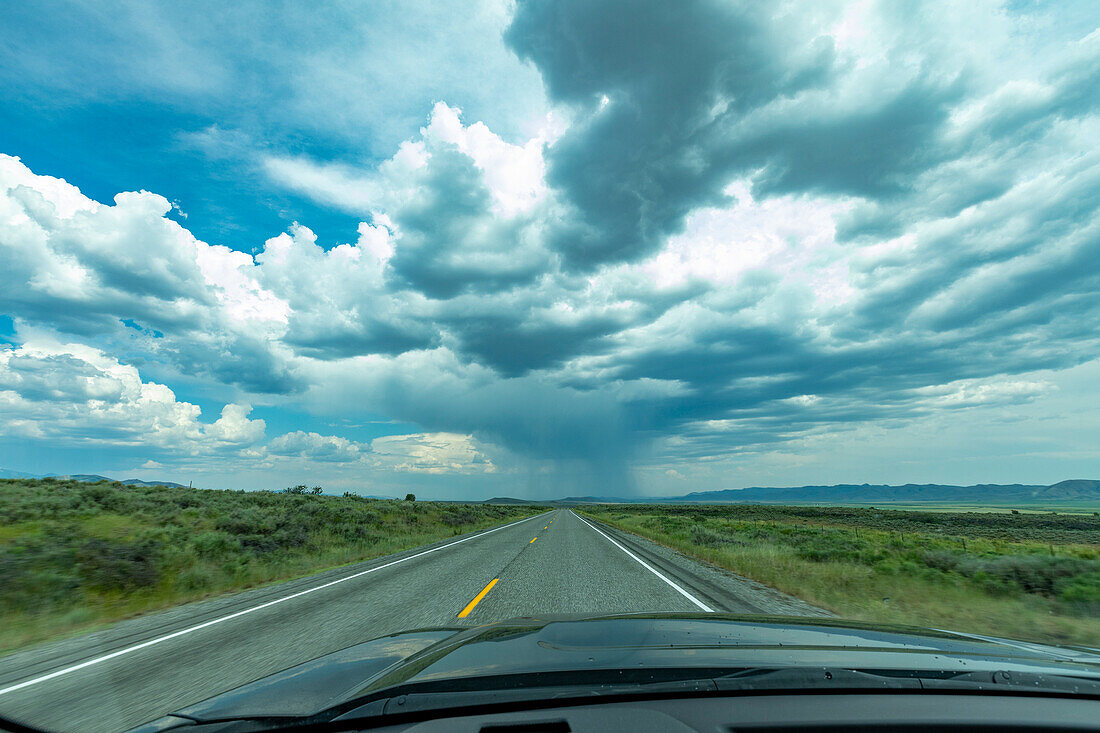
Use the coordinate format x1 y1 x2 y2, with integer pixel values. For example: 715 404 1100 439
0 509 827 731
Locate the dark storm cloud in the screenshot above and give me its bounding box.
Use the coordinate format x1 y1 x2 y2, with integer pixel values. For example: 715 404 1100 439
843 163 1100 338
386 374 629 463
283 322 439 361
504 0 967 269
386 147 550 299
440 310 625 377
155 333 303 395
308 352 640 490
434 276 704 376
379 369 637 493
506 0 828 267
740 79 962 200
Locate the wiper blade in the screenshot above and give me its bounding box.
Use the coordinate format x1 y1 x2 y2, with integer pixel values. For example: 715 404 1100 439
338 667 1100 720
327 667 1100 725
335 677 718 722
328 668 730 722
171 666 1100 731
916 669 1100 696
714 667 922 691
713 667 1100 696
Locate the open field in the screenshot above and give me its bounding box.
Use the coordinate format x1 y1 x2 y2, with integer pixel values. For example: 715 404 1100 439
0 478 541 654
580 504 1100 647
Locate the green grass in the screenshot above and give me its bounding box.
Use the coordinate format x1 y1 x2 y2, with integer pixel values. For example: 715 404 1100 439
0 478 542 654
579 504 1100 647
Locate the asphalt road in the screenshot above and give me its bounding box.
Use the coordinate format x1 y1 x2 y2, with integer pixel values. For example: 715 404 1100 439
0 509 826 732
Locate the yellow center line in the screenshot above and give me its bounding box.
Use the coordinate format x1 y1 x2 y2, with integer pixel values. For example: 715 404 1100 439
530 536 537 543
457 578 499 618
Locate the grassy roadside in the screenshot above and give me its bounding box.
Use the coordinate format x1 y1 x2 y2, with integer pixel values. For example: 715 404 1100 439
0 478 543 654
712 502 1100 514
579 504 1100 647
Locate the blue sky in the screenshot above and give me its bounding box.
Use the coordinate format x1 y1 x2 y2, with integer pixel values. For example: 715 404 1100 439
1 0 1098 498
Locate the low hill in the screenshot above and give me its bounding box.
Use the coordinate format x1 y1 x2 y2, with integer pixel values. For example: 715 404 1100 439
0 468 186 488
54 474 187 488
0 468 37 479
677 481 1098 504
55 473 115 483
1035 479 1100 500
117 478 188 488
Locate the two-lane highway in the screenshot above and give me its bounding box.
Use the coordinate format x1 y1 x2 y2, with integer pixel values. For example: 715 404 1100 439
0 509 825 731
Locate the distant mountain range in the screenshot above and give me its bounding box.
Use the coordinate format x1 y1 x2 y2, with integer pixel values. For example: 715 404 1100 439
495 479 1100 505
675 480 1100 504
0 468 186 488
2 469 1097 505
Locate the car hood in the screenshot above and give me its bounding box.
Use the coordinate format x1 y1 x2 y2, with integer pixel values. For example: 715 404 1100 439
134 613 1100 730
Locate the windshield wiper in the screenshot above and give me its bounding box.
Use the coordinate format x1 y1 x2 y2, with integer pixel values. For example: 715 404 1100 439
334 674 720 721
315 666 1100 727
173 666 1100 731
713 667 1100 696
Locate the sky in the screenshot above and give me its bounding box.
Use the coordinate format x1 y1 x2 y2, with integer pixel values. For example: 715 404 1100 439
1 0 1098 498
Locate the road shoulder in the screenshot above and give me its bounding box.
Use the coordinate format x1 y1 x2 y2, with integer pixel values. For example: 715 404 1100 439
578 512 832 617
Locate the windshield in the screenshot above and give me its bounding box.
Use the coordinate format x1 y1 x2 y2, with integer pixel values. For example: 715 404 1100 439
1 1 1098 731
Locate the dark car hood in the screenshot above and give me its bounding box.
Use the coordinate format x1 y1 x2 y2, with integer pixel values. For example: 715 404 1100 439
136 614 1100 730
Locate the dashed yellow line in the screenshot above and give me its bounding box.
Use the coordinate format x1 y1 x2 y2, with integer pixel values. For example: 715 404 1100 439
530 536 537 543
457 578 499 618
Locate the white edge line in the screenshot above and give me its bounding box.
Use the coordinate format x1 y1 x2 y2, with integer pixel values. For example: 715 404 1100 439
571 510 713 612
0 511 550 697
